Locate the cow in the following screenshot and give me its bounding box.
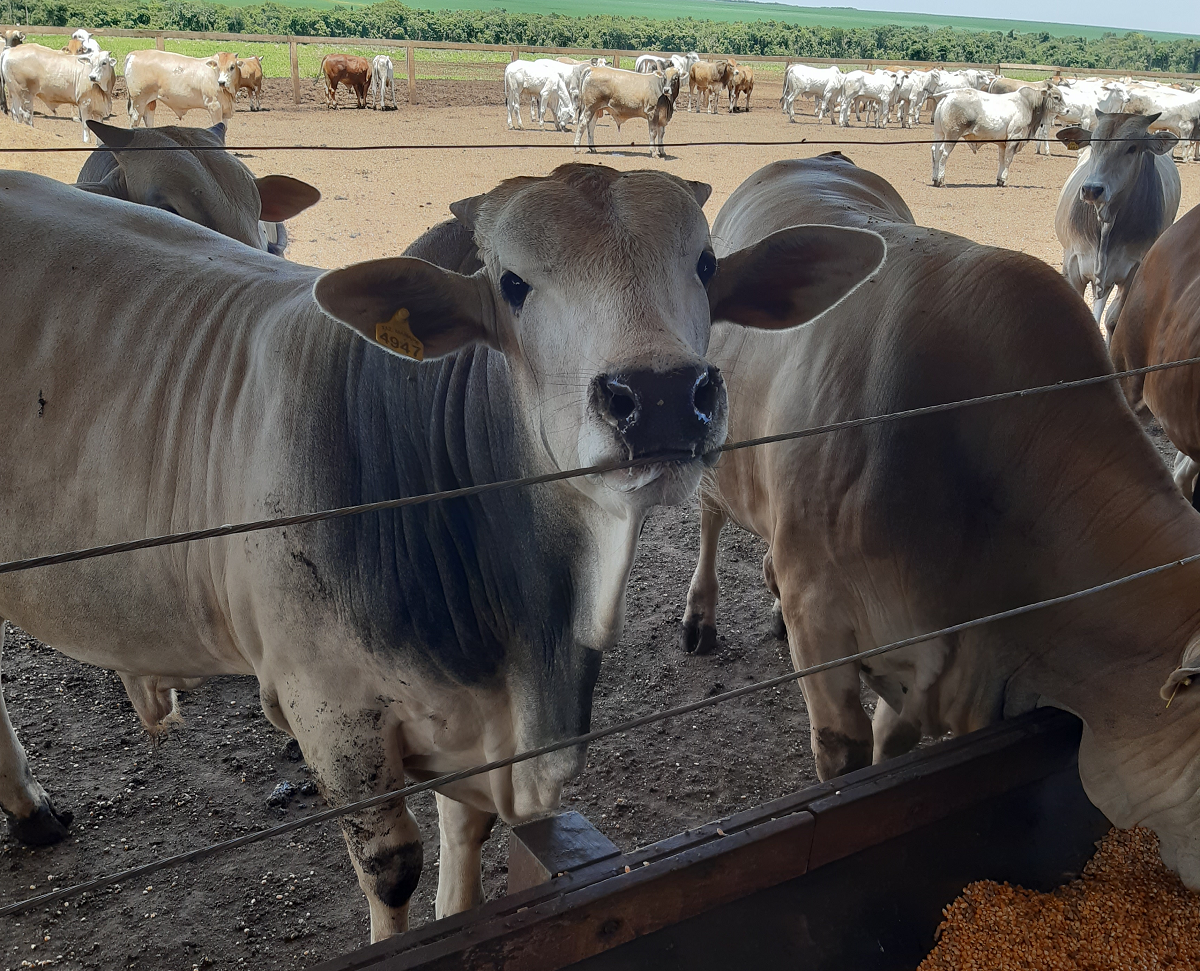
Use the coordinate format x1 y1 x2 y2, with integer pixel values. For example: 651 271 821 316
688 59 732 113
681 151 1200 898
504 60 576 131
74 120 320 256
61 29 99 56
0 30 20 117
0 163 884 937
0 44 116 141
635 54 670 74
555 56 605 67
574 66 681 159
369 54 396 110
893 68 938 127
124 49 238 127
3 29 24 46
729 63 753 112
321 53 370 109
780 64 841 122
931 83 1065 187
1122 83 1200 162
530 58 591 116
1054 112 1181 339
235 54 263 111
838 70 898 128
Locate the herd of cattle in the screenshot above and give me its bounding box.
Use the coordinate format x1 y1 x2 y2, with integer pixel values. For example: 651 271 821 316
5 24 1200 948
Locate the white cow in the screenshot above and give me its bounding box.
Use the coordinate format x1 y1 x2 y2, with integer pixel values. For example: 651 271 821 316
1123 82 1200 161
893 68 939 126
504 60 575 130
124 49 238 127
635 54 670 74
780 63 841 122
931 83 1065 187
1055 77 1129 129
69 28 100 56
0 44 116 141
838 69 898 128
0 165 883 937
531 58 592 115
1055 111 1181 338
369 54 396 109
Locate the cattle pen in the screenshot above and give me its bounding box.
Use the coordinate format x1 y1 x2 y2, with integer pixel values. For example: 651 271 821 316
3 26 1200 970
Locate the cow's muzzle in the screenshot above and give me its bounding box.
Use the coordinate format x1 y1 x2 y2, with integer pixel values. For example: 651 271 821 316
1080 182 1106 204
592 364 725 459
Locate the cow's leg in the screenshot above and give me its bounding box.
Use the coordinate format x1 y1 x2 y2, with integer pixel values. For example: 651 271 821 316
762 549 786 640
0 620 73 845
1103 283 1131 344
1173 452 1200 502
680 502 727 655
931 139 955 187
143 99 156 128
78 98 91 143
434 793 496 918
1093 284 1113 328
996 141 1019 186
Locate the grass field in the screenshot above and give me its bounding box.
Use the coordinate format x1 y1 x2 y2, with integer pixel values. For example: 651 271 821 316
195 0 1197 42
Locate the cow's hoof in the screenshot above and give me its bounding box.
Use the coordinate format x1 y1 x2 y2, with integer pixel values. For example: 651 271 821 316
680 620 718 655
5 801 73 846
770 606 787 641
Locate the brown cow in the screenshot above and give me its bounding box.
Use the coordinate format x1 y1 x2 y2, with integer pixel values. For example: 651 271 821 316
236 54 263 111
729 63 754 112
573 66 680 159
1111 203 1200 501
62 38 84 55
321 53 370 109
688 59 732 113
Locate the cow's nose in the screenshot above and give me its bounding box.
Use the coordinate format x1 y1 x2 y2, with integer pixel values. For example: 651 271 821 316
1081 182 1106 204
593 365 726 457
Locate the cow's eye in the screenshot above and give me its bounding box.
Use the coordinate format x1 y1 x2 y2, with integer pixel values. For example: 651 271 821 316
696 251 717 286
500 271 530 309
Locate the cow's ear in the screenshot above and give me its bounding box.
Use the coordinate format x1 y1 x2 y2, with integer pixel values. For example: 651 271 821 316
1161 631 1200 702
87 120 135 149
687 180 712 208
449 193 486 230
74 167 127 200
314 258 496 360
709 225 885 331
256 175 321 222
1056 126 1090 150
208 122 227 143
1147 129 1179 156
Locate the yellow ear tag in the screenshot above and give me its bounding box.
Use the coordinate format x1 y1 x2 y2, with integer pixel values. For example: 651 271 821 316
1067 140 1080 151
375 307 424 361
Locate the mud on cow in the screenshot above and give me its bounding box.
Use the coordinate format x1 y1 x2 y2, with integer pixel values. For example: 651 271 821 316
575 66 681 159
1055 111 1181 339
1111 203 1200 500
0 164 883 938
74 121 320 256
0 44 116 142
124 49 239 127
931 82 1064 186
322 53 371 108
682 151 1200 896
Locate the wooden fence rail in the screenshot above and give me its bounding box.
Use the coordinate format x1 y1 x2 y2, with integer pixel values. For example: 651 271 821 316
4 23 1198 107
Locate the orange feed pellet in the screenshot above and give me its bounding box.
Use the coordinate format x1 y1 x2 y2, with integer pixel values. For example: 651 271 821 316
918 826 1200 970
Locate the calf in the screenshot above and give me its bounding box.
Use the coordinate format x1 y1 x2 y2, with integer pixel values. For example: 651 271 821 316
931 83 1065 186
236 54 263 111
0 164 883 937
322 53 370 109
729 63 754 112
683 152 1200 896
504 60 575 131
75 120 320 255
1055 111 1181 339
688 59 732 113
574 66 681 159
124 49 238 127
1 44 116 141
369 54 396 109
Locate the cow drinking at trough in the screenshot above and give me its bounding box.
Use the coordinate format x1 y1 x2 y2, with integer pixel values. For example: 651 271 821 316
931 82 1064 186
575 66 681 159
124 49 239 127
0 44 115 141
1055 111 1181 339
321 53 371 109
0 164 884 937
1110 203 1200 499
680 151 1200 894
74 121 320 257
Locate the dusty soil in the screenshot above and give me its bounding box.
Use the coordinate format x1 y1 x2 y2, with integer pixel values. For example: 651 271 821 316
1 74 1198 970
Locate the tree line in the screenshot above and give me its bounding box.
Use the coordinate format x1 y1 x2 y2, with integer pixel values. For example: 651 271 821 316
10 0 1200 73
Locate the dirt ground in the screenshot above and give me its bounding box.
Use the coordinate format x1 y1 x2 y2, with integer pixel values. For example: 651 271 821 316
2 73 1199 970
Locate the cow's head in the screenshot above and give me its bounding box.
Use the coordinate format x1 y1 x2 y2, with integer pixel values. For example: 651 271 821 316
79 121 321 252
314 165 885 513
83 50 116 91
1057 112 1178 220
209 51 241 92
4 30 25 47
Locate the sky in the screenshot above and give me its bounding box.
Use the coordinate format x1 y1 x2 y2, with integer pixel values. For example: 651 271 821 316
808 0 1199 36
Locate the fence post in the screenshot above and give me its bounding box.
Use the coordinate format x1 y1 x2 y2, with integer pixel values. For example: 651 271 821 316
155 33 165 51
406 43 416 105
611 51 620 70
289 38 300 105
511 46 519 62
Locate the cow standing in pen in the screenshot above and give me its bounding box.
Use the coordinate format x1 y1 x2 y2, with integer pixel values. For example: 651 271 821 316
321 53 371 108
1055 111 1181 339
681 151 1200 895
0 164 883 938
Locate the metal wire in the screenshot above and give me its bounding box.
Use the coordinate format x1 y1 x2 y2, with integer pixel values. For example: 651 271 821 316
4 542 1198 918
1 354 1196 579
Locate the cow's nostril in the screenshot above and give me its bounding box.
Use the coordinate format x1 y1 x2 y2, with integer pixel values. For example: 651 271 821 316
609 392 637 422
692 367 720 423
